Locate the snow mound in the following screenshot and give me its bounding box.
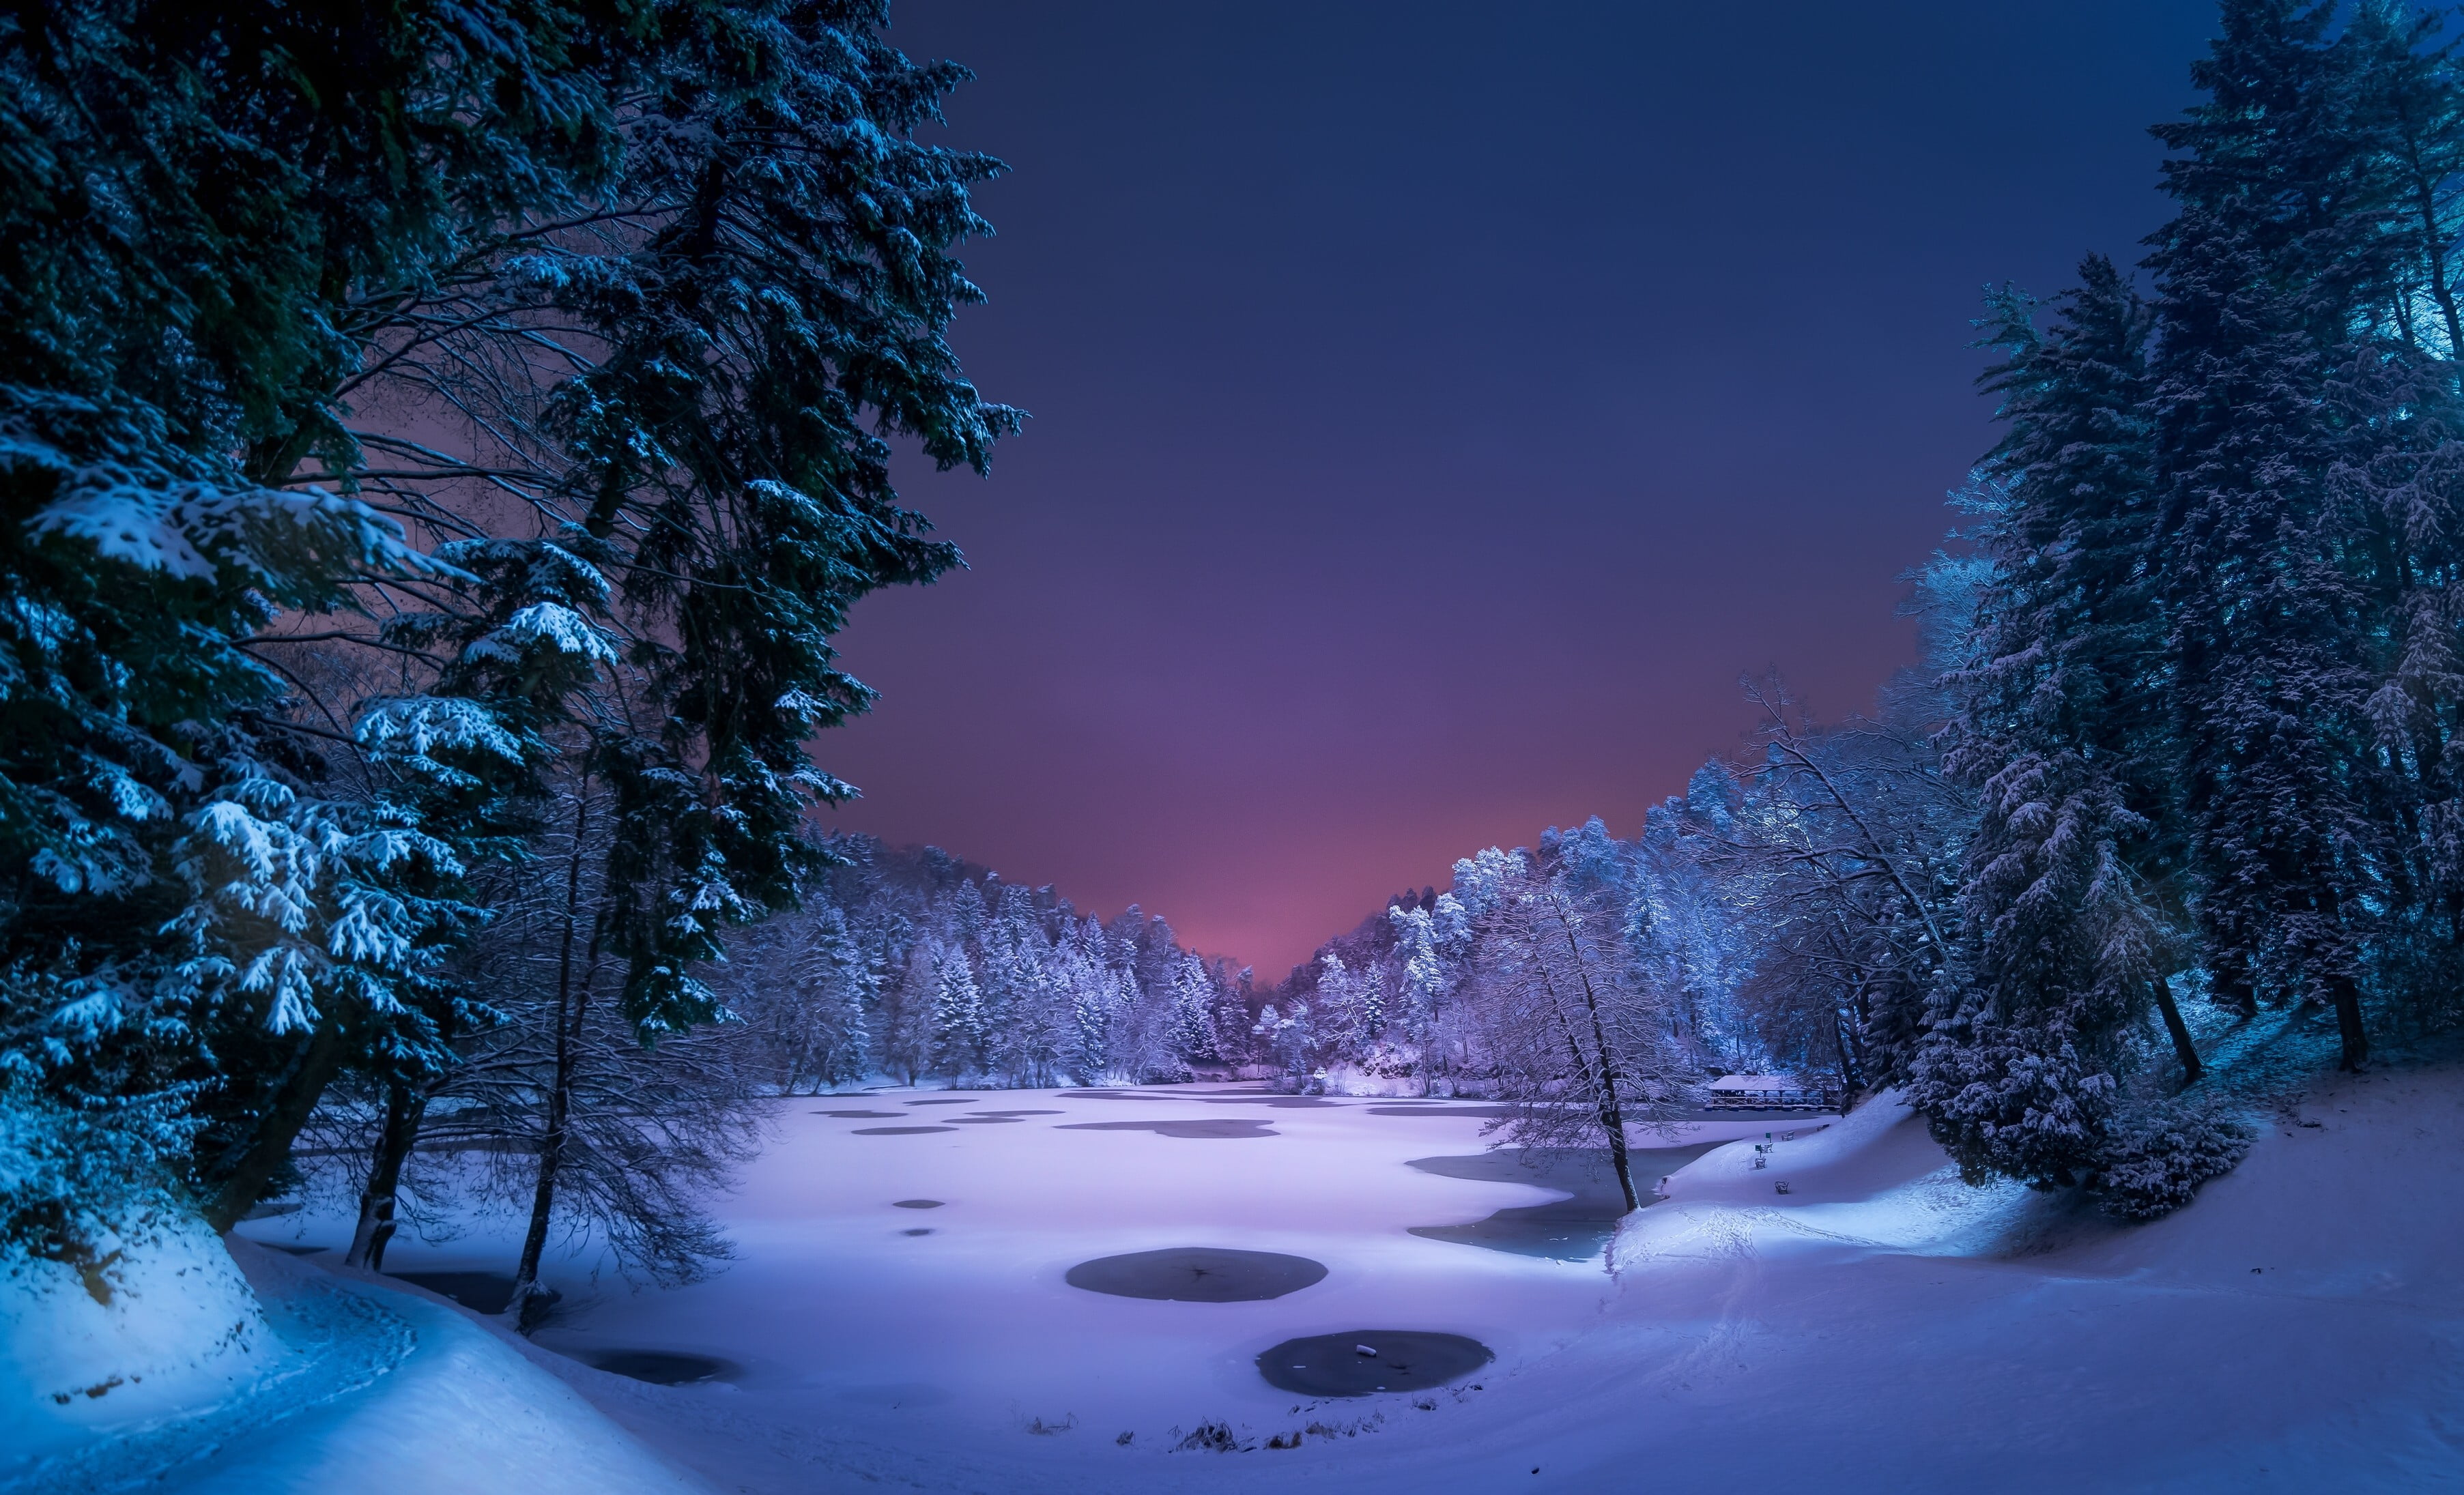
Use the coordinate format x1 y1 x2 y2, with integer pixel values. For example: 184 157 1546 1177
5 1236 704 1495
1615 1091 2035 1266
1 1209 279 1472
159 1254 706 1495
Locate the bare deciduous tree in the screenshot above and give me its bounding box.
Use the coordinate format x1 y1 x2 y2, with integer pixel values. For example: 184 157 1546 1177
1458 851 1687 1211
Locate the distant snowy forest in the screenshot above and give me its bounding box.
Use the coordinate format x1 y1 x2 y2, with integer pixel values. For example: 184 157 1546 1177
13 0 2464 1322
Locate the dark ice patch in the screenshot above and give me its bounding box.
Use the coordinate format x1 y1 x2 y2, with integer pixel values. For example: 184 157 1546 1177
900 1228 934 1236
969 1109 1063 1116
588 1350 735 1385
1405 1144 1718 1260
904 1098 981 1106
1189 1095 1343 1109
892 1199 944 1209
1066 1247 1327 1302
1366 1105 1519 1119
1061 1089 1336 1108
1256 1331 1492 1397
387 1270 518 1313
853 1125 958 1135
1057 1118 1277 1140
946 1116 1022 1124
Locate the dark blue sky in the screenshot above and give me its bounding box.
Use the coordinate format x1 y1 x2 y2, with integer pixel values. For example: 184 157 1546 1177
822 0 2220 976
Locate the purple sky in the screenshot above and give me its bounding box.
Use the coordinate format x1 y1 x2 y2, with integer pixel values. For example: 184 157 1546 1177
819 0 2219 979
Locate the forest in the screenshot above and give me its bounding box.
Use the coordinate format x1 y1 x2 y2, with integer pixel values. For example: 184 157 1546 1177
13 0 2464 1322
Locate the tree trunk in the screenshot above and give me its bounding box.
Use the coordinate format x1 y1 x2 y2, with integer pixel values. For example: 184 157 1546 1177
506 1049 572 1331
2330 972 2369 1073
508 787 595 1331
1552 908 1639 1212
344 1081 427 1271
1589 1048 1639 1211
2209 954 2258 1019
204 1021 350 1233
1831 1004 1865 1109
2150 977 2203 1086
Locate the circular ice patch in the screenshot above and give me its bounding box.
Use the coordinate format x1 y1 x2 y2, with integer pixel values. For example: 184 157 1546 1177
1065 1247 1327 1302
1055 1118 1277 1139
1255 1331 1492 1397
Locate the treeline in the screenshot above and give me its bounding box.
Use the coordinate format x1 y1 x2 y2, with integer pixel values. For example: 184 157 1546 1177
0 0 1014 1314
717 839 1252 1092
1272 0 2464 1220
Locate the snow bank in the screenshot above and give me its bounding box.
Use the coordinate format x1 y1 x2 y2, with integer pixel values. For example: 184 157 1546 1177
160 1250 706 1495
0 1208 278 1473
5 1230 705 1494
1615 1090 2034 1267
1657 1088 1911 1202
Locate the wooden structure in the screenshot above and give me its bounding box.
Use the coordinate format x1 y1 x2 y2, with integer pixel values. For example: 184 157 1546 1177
1704 1073 1835 1110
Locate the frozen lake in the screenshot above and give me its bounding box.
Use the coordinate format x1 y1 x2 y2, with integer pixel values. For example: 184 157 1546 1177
240 1084 1820 1443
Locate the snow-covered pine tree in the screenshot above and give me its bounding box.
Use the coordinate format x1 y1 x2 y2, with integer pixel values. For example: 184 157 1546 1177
1389 901 1450 1076
1912 260 2203 1191
930 949 988 1079
1208 963 1260 1070
2145 0 2417 1069
1058 917 1114 1082
1169 955 1220 1071
2327 3 2464 1032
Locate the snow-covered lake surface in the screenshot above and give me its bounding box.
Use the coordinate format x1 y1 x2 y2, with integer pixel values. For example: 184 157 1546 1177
236 1086 1805 1447
28 1066 2464 1493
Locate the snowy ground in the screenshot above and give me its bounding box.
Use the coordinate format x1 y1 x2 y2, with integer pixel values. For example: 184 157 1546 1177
27 1066 2464 1492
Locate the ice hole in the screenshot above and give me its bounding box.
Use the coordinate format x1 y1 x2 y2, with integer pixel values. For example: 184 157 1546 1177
1064 1247 1328 1302
1255 1331 1492 1397
586 1350 736 1385
1055 1118 1278 1140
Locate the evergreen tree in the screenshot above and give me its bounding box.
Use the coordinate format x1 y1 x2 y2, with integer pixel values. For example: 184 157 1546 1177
929 949 986 1079
1913 261 2205 1190
1169 955 1219 1066
2146 0 2418 1068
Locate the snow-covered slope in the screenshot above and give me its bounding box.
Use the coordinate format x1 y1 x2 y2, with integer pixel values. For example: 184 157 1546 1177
3 1238 705 1495
1 1209 278 1475
1620 1088 2039 1260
